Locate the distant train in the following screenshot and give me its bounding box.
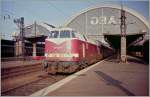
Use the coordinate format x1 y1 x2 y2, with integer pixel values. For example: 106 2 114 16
43 28 113 74
128 39 149 64
143 40 149 63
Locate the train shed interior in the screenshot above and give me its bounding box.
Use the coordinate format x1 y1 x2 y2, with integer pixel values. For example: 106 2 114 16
103 32 146 49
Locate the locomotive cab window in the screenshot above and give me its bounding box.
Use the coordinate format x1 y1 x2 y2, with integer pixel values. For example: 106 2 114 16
60 30 70 38
49 31 59 38
71 32 76 38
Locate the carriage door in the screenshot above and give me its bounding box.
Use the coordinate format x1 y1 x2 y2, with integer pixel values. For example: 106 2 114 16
82 43 85 58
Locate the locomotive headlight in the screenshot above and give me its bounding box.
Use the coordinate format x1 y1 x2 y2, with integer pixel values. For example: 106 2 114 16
45 53 48 57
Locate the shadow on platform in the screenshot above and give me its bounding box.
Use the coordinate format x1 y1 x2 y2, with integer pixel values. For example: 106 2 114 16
94 71 135 96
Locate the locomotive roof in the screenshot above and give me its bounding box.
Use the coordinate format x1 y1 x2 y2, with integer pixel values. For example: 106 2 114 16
48 27 106 46
49 27 75 31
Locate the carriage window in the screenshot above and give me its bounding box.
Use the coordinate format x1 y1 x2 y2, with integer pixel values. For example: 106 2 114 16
49 31 59 38
60 30 70 38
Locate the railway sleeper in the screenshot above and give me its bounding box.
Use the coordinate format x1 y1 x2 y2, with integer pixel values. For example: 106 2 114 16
2 65 42 76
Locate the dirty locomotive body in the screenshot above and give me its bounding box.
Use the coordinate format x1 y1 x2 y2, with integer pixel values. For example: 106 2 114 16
43 28 113 74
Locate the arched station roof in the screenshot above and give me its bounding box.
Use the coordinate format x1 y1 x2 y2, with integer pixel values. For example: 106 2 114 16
64 4 149 43
65 4 149 28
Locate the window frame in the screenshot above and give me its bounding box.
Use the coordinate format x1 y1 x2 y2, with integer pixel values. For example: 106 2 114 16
59 30 71 38
49 30 59 38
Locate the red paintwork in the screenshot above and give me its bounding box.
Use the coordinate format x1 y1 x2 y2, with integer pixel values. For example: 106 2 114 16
32 56 45 60
45 38 103 63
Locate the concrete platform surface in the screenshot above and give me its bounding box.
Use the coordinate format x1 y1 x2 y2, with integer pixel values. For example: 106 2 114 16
32 56 149 96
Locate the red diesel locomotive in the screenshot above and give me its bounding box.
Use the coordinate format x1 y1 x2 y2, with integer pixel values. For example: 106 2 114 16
43 28 113 74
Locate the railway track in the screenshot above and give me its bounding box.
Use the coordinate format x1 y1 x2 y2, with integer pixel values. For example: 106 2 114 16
1 63 42 79
2 71 67 96
1 59 103 96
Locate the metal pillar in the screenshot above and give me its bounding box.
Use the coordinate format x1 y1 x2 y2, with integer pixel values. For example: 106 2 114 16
32 42 36 57
32 21 37 57
14 17 25 59
120 8 127 62
121 36 127 62
15 40 21 56
34 21 37 36
20 17 25 59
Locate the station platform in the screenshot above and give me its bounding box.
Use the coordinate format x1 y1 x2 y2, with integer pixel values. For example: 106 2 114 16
31 55 149 96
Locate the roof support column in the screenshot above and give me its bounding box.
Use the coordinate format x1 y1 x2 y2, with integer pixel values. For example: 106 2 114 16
121 36 127 62
33 42 36 57
15 40 22 57
120 8 127 63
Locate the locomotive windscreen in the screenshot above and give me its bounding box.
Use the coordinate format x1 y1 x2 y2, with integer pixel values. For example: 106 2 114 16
49 29 76 38
49 31 59 38
60 30 71 38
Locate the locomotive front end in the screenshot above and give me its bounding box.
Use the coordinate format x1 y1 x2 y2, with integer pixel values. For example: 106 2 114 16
43 28 79 74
